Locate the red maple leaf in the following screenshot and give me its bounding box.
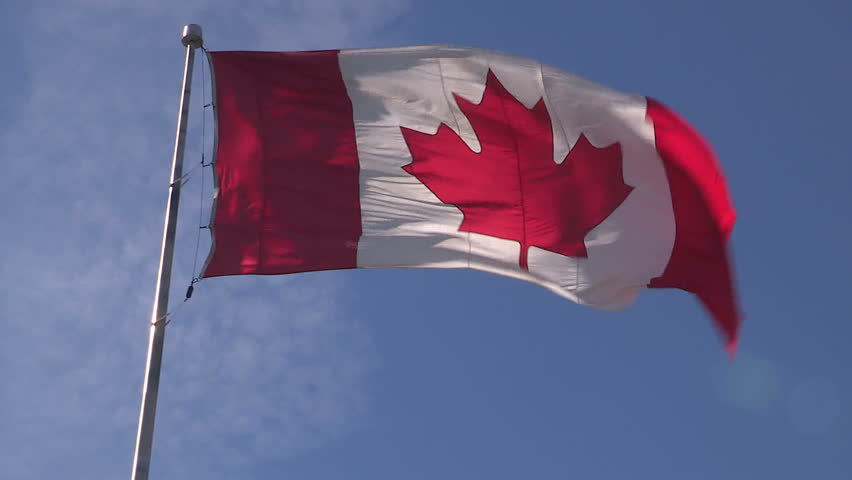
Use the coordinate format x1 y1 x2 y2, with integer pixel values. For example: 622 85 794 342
401 70 633 270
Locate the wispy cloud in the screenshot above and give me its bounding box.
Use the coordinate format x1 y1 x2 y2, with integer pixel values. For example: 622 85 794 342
154 277 375 476
0 1 405 478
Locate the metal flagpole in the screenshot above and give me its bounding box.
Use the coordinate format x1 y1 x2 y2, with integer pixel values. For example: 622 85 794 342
131 24 203 480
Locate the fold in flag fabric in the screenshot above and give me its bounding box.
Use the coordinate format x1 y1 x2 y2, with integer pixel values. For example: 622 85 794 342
202 46 740 350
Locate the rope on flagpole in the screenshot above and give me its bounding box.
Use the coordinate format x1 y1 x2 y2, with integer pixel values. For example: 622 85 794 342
186 46 214 302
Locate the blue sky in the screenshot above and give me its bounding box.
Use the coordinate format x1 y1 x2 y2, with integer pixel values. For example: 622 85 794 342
1 0 850 478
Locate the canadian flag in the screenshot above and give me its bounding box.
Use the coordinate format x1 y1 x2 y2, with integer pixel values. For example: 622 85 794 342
202 46 740 350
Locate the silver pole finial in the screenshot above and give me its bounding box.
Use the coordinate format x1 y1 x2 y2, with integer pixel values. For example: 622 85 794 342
181 24 203 48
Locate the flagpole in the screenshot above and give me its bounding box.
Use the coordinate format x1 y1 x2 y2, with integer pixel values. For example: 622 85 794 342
130 24 203 480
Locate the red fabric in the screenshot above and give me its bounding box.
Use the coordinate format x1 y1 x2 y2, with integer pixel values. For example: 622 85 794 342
645 98 741 352
401 71 632 271
203 51 361 277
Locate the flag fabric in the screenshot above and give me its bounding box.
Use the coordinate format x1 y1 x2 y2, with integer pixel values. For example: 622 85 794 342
202 46 740 349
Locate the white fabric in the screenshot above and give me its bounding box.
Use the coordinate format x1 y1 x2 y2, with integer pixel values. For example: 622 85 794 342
339 46 675 310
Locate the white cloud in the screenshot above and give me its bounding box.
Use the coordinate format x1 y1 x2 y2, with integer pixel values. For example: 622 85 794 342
0 0 406 478
153 277 375 477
